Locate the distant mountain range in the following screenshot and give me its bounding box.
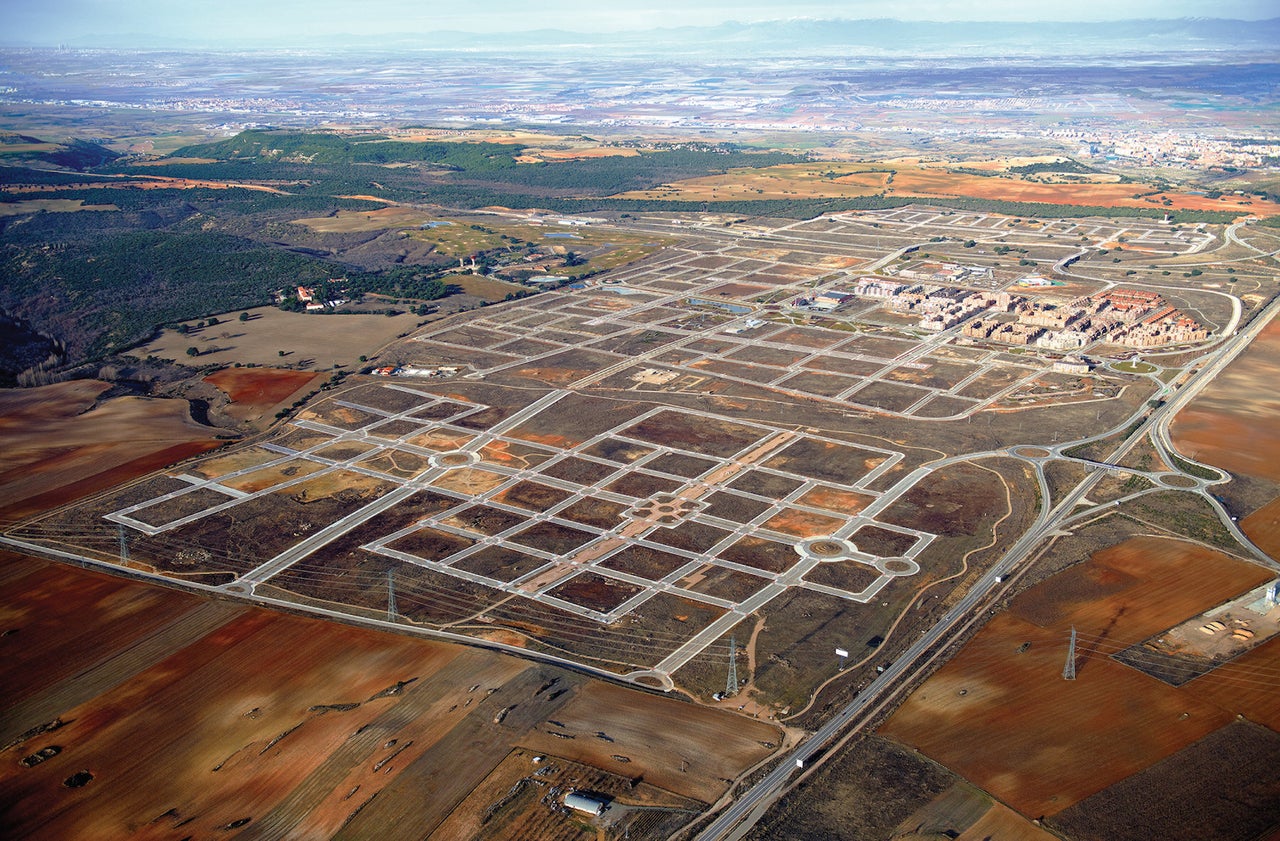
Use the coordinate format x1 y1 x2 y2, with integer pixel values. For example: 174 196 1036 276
12 17 1280 59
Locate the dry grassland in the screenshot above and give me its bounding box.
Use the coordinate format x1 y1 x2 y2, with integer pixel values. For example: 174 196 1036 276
140 306 422 370
0 199 119 216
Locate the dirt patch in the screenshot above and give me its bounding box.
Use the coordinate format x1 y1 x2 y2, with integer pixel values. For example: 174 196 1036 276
646 520 733 554
729 470 806 499
797 485 874 515
581 437 655 464
598 545 692 580
848 525 919 557
388 527 475 561
678 564 769 603
429 467 507 495
453 546 549 583
548 572 643 613
507 521 596 555
645 452 719 479
719 535 800 574
762 508 846 539
440 505 528 537
605 471 683 500
539 457 620 486
556 497 629 529
491 481 574 513
802 561 882 593
701 491 774 524
220 458 328 493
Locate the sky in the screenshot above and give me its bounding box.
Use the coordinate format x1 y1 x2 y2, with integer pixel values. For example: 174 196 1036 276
5 0 1277 43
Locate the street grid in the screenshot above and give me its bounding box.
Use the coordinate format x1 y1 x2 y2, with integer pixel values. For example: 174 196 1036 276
6 205 1275 700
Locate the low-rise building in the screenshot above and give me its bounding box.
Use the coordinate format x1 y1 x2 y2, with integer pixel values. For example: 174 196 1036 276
564 792 606 816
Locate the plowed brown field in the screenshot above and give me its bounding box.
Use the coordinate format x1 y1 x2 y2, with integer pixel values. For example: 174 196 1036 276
1170 317 1280 554
0 558 780 839
613 162 1280 216
0 380 220 523
882 536 1272 819
205 367 321 423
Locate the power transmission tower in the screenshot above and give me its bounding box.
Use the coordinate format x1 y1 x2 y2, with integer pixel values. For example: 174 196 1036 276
117 525 129 563
1062 625 1077 681
725 635 738 697
387 570 397 622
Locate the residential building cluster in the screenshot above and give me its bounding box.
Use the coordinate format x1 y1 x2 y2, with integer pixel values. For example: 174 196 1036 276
963 287 1207 349
797 274 1211 351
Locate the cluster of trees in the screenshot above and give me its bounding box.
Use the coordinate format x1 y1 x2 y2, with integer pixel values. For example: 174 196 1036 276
1008 158 1098 175
171 131 519 171
0 218 353 361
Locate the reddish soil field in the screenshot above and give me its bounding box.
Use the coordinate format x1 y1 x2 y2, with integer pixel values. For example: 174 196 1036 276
886 167 1280 214
1048 720 1280 841
882 536 1273 819
1191 634 1280 733
0 556 209 705
1242 496 1280 560
0 559 780 840
762 507 846 538
797 485 874 515
204 367 320 421
0 380 221 523
1170 319 1280 485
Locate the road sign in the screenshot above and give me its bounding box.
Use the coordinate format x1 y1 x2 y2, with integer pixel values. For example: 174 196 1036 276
835 647 848 658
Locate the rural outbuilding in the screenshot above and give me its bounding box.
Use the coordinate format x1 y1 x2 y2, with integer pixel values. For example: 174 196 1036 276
564 791 606 816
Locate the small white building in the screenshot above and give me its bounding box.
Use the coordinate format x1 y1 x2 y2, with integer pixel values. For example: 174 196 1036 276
564 791 606 816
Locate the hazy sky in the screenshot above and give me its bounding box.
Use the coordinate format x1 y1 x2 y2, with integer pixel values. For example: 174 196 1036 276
7 0 1277 43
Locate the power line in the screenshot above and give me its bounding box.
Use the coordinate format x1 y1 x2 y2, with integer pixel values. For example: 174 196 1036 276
1062 625 1076 681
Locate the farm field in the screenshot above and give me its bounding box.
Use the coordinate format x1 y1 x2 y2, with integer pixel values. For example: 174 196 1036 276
613 160 1280 216
1170 316 1280 557
0 556 780 840
881 536 1275 821
0 379 220 524
204 367 323 426
1170 318 1280 485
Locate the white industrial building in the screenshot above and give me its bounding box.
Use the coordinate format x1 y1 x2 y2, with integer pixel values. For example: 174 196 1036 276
564 791 606 816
